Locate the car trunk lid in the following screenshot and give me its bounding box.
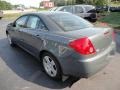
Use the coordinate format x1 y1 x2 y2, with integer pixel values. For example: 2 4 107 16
58 27 113 54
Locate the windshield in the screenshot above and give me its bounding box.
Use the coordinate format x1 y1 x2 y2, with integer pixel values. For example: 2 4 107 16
49 13 93 31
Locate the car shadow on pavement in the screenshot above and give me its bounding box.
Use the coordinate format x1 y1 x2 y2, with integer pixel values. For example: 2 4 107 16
0 38 80 89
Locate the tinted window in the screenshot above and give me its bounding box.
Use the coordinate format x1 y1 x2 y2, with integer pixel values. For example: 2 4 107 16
26 16 40 29
15 16 28 28
75 6 83 13
49 13 93 31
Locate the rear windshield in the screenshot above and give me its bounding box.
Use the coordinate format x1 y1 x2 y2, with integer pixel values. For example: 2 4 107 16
84 6 96 12
49 13 93 31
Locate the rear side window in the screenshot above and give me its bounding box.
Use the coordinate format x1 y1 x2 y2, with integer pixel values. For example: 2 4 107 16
15 16 28 28
26 15 47 30
75 6 84 13
26 16 40 29
61 6 73 13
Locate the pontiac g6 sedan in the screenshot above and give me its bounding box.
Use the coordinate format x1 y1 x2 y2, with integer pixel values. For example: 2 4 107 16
6 11 115 80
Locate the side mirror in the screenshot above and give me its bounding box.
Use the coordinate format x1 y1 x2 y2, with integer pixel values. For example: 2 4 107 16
8 23 13 27
9 22 16 27
9 23 13 25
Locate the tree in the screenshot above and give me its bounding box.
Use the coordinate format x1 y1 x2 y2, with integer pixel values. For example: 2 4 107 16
50 0 111 6
0 0 12 10
76 0 84 4
50 0 76 6
76 0 110 6
50 0 65 6
95 0 109 6
39 1 44 7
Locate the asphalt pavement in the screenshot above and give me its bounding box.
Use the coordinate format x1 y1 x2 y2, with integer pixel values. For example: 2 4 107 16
0 19 120 90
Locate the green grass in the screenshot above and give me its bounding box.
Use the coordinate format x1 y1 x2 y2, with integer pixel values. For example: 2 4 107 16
3 8 48 20
99 12 120 29
3 13 22 20
37 8 49 11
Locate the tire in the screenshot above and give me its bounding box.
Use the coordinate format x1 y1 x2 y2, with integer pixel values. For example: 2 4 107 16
85 17 97 23
89 13 97 22
90 18 97 23
0 17 2 19
41 52 62 80
7 34 15 47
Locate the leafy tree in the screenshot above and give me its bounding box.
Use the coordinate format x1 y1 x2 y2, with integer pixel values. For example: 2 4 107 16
76 0 84 4
50 0 111 6
77 0 111 6
50 0 65 6
0 0 12 10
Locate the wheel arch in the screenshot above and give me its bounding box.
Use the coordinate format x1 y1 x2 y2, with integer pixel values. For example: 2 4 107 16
39 50 63 74
6 31 8 35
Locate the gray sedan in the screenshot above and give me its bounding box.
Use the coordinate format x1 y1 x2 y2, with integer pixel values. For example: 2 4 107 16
6 11 115 80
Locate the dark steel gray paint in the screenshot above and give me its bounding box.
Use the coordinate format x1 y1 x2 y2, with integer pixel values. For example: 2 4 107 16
6 12 115 77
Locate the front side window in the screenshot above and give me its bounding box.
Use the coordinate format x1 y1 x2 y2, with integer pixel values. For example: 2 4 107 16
26 16 40 29
49 13 93 31
15 16 28 28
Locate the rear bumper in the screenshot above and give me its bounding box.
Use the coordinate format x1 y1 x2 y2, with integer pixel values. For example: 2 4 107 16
60 42 115 78
77 53 112 78
85 13 97 19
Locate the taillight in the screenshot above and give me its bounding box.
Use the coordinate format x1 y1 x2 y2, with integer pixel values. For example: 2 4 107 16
69 37 96 55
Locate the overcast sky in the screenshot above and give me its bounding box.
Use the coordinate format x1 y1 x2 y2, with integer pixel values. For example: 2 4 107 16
3 0 49 7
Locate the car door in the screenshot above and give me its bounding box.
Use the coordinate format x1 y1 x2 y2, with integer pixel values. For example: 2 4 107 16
20 15 48 57
8 15 28 44
74 6 85 18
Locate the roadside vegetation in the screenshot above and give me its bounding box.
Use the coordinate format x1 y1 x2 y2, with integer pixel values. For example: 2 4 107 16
50 0 108 6
0 0 12 10
37 8 49 11
111 1 120 6
3 13 22 20
3 8 48 20
99 12 120 29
